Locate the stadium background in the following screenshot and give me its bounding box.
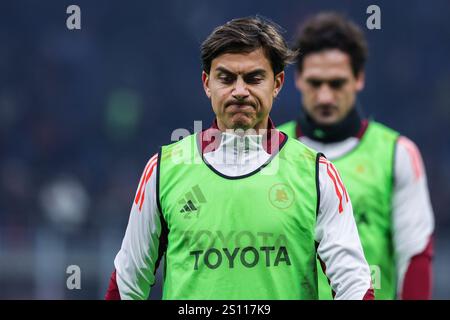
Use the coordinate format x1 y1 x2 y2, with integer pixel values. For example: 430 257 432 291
0 0 449 299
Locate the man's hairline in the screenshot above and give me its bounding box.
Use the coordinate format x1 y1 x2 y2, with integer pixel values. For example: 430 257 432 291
203 46 282 78
295 48 365 77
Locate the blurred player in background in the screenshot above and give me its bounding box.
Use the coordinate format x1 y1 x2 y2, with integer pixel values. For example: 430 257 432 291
278 12 434 299
105 16 374 300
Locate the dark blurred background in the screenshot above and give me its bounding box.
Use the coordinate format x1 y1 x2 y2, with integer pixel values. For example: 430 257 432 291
0 0 449 299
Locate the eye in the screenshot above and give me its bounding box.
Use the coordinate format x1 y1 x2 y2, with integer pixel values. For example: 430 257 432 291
307 79 323 88
245 76 264 84
218 74 234 84
329 79 347 89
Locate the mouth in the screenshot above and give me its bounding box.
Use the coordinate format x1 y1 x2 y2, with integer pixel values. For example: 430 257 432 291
227 104 255 111
226 102 256 112
314 105 337 117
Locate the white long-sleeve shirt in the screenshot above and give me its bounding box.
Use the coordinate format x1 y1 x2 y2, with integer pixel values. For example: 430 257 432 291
111 131 373 300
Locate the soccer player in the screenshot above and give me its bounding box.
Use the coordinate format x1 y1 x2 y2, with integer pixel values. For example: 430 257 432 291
105 16 374 300
278 12 434 300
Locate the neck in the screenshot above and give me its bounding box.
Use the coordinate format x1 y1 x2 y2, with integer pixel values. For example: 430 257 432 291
298 107 367 143
201 117 285 154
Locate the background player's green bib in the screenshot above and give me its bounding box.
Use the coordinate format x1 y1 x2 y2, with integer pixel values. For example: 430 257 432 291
279 121 399 299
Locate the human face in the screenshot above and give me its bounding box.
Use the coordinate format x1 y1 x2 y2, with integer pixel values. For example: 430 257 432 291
202 48 284 132
295 49 365 125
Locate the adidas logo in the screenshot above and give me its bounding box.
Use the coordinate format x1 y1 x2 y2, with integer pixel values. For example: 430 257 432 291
180 200 198 213
178 185 207 217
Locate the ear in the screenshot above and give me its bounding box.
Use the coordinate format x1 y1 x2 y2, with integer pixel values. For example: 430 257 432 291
202 71 211 99
273 71 285 98
355 71 365 92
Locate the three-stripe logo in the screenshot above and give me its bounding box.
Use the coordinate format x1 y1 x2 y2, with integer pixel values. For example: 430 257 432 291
319 157 349 214
135 154 158 212
178 185 207 218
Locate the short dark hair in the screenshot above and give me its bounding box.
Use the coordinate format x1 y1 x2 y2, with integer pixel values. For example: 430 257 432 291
294 12 368 76
201 16 296 76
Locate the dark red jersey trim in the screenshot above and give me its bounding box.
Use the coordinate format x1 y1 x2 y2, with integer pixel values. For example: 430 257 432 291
105 270 121 300
401 236 434 300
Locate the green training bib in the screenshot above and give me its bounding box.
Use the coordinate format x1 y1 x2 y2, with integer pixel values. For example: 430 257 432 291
158 133 321 299
279 120 399 299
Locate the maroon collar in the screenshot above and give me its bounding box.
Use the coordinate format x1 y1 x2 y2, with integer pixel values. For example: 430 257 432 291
355 119 369 139
200 118 286 155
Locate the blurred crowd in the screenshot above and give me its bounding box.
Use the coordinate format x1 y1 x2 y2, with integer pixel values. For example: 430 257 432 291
0 0 449 298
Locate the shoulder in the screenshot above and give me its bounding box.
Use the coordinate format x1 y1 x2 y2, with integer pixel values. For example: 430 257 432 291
277 120 297 138
277 120 296 130
368 120 399 137
397 135 421 152
134 153 159 212
162 132 197 151
317 156 350 215
284 134 318 156
395 136 425 183
367 120 400 139
160 133 198 164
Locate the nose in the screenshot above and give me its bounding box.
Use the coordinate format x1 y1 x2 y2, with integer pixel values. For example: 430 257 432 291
232 77 249 100
317 84 334 105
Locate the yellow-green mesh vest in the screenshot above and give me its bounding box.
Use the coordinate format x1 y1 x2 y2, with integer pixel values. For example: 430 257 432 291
279 120 399 299
157 133 320 299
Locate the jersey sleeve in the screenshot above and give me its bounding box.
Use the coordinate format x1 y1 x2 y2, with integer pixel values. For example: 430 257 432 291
108 154 167 300
315 157 373 300
393 137 435 298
